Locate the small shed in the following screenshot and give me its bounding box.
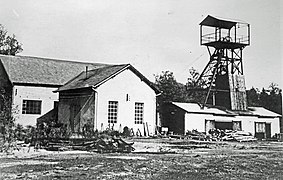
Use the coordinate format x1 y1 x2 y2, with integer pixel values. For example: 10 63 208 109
162 102 281 138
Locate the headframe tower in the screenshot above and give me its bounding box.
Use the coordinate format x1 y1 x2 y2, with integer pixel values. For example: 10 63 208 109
198 15 250 110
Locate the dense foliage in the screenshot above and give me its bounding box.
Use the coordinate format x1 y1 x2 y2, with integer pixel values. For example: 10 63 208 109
154 68 208 105
154 71 188 103
247 83 282 115
0 24 23 55
0 88 16 152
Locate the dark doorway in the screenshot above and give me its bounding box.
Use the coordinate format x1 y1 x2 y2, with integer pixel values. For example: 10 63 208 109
215 122 233 130
70 102 81 132
265 123 271 139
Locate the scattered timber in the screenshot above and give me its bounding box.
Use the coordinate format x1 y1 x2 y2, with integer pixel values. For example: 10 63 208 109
38 136 135 153
180 129 257 142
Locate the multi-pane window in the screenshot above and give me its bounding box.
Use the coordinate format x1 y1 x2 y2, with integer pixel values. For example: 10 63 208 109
108 101 118 123
255 122 266 133
135 102 144 124
22 100 42 114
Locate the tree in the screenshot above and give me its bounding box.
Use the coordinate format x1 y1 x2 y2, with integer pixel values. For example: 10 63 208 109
246 83 282 115
154 71 187 104
0 24 23 55
246 87 260 107
266 83 282 115
185 67 207 104
0 88 16 152
260 88 269 108
155 68 208 105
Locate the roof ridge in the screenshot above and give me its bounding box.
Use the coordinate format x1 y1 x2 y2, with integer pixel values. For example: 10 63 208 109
55 64 130 92
85 64 130 83
86 63 129 72
0 54 108 66
55 63 160 93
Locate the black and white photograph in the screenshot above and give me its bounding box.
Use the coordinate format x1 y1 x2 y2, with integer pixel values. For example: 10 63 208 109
0 0 282 179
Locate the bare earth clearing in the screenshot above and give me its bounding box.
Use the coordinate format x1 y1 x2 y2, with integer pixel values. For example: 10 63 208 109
1 138 283 180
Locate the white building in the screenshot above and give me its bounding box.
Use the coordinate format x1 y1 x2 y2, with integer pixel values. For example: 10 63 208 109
0 55 107 126
55 64 160 136
162 102 281 139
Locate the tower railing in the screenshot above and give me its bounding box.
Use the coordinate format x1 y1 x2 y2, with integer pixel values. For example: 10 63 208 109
201 33 250 45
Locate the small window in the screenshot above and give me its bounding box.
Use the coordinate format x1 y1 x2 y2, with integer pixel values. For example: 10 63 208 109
233 121 242 131
108 101 118 123
22 100 42 114
135 102 144 124
255 122 265 133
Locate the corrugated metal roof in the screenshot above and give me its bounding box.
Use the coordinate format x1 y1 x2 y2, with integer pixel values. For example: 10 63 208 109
0 55 108 86
248 107 281 117
172 102 281 118
172 102 235 116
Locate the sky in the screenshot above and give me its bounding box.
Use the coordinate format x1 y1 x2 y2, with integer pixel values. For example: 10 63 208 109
0 0 281 89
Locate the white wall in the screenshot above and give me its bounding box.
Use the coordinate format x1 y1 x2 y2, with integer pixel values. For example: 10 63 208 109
262 117 280 136
236 116 257 135
185 113 216 133
95 69 156 135
237 116 280 136
185 114 235 133
12 85 59 126
185 113 280 137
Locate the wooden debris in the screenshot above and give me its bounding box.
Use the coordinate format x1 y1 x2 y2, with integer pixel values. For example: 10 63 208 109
96 137 135 153
185 129 257 142
222 131 257 142
41 136 135 153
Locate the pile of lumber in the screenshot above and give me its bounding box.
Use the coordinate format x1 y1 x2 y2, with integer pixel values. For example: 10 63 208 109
41 136 135 153
185 129 257 142
221 131 257 142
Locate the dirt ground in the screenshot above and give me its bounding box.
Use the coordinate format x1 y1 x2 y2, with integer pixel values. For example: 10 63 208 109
1 138 283 180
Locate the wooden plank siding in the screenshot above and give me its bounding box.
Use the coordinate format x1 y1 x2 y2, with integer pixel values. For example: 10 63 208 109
58 88 95 134
229 74 247 110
